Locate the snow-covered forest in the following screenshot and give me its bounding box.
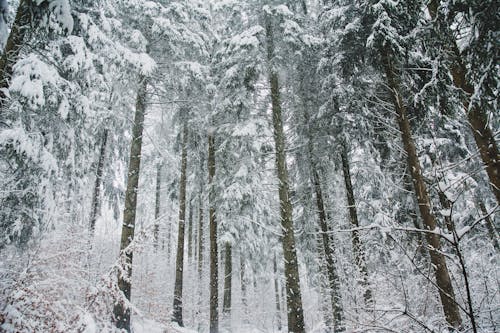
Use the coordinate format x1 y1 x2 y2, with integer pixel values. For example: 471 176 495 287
0 0 498 332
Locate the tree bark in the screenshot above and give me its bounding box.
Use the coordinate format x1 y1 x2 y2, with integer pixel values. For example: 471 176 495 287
340 144 372 305
208 133 219 333
240 255 248 322
381 49 462 329
273 254 282 332
198 193 204 279
89 129 108 236
188 202 193 260
265 11 305 333
428 0 500 204
477 201 499 252
113 76 148 332
223 242 232 316
172 123 188 326
154 163 162 250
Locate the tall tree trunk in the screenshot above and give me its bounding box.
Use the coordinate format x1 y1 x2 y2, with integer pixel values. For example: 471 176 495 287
154 163 162 250
0 0 34 108
89 129 108 236
428 1 500 204
273 254 282 332
240 255 248 322
340 144 372 305
172 123 188 326
208 133 219 333
311 165 344 331
265 12 305 333
223 243 232 316
188 202 193 261
198 193 204 279
113 76 148 332
381 49 462 329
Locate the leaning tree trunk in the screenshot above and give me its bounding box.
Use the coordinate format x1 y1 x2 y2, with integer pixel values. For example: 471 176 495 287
153 163 162 250
340 143 372 305
172 123 188 326
208 133 219 333
89 129 108 236
222 243 232 317
477 201 499 252
381 49 462 329
265 12 305 333
428 0 500 204
0 0 35 108
113 76 148 332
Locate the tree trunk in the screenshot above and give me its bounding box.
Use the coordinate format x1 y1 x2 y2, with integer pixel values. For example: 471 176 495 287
223 242 232 316
154 163 162 250
198 193 204 279
208 133 219 333
381 49 462 329
340 144 372 305
311 165 344 331
265 13 305 333
0 0 34 108
240 255 248 322
477 201 499 251
188 202 193 261
172 123 188 326
273 254 282 331
428 1 500 204
113 76 148 332
89 129 108 236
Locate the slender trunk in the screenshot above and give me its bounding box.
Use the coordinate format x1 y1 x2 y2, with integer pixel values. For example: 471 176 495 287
340 144 372 305
154 163 162 250
223 243 232 316
89 129 108 236
113 76 148 332
198 193 204 278
311 165 344 331
172 123 188 326
477 201 499 251
188 202 193 260
0 0 33 108
208 133 219 333
240 255 248 322
381 49 462 329
428 1 500 204
265 12 305 333
273 254 282 331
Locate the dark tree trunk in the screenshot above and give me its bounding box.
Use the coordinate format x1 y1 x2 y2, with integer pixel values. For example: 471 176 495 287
428 0 500 204
381 49 462 329
188 202 193 261
477 201 499 251
273 254 282 331
172 123 188 326
113 76 148 332
154 163 161 250
198 193 204 279
89 129 108 236
340 144 372 305
265 11 305 333
208 133 219 333
223 243 232 316
240 255 248 322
